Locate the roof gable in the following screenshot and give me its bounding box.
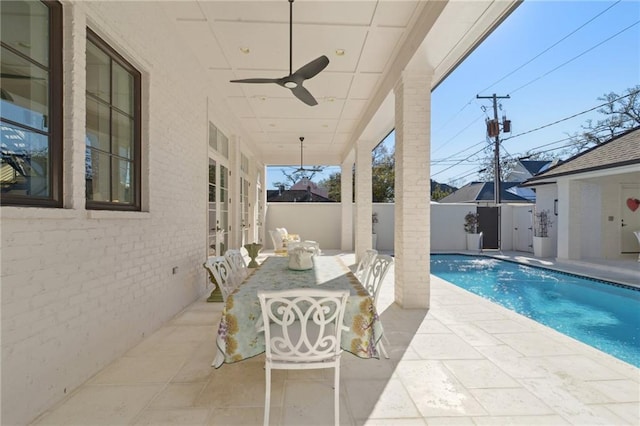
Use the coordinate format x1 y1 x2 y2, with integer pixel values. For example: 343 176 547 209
525 127 640 184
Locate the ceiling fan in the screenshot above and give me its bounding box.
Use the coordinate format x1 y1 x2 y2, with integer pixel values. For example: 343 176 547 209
295 137 322 173
229 0 329 106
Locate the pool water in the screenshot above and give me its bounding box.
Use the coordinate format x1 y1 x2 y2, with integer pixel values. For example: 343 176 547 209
430 254 640 367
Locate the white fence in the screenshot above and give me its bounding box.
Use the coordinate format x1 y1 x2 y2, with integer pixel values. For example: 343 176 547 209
265 202 534 253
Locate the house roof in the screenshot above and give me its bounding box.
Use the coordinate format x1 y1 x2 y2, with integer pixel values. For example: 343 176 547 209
520 160 552 176
438 181 531 203
523 127 640 186
267 189 333 202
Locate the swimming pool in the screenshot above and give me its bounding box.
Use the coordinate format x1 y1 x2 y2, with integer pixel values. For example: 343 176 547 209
430 254 640 367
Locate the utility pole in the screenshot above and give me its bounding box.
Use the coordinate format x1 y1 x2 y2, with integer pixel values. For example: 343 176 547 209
476 93 510 205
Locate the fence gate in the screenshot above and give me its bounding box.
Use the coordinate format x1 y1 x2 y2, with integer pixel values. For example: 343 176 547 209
478 206 500 250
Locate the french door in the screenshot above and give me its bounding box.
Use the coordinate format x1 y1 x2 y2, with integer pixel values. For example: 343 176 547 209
208 157 230 256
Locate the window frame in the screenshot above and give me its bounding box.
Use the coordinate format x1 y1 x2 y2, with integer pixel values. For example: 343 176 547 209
85 28 141 211
0 0 63 208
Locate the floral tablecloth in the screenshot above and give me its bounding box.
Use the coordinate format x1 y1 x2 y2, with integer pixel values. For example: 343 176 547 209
213 255 383 367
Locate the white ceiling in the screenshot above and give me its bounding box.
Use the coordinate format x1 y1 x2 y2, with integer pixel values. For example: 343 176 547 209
162 0 520 167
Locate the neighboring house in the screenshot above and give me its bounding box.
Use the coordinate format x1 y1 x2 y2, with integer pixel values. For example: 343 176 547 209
438 181 532 204
267 178 333 202
505 159 554 201
522 127 640 261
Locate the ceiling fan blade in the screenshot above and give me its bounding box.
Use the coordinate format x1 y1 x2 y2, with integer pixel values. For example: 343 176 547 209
229 78 280 84
292 55 329 81
290 85 318 106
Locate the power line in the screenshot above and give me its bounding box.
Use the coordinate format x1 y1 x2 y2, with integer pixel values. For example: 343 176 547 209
502 89 639 142
432 2 623 147
508 19 640 95
478 1 622 94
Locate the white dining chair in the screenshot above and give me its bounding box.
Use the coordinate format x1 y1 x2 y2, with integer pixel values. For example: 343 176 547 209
361 254 393 359
355 249 378 282
257 288 350 426
203 256 237 302
224 249 248 283
269 230 285 252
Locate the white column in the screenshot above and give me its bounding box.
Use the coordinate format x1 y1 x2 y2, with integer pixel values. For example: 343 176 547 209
355 142 373 262
557 179 581 260
394 70 432 309
340 151 354 251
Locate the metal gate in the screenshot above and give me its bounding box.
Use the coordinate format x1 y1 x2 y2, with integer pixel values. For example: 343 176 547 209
478 206 500 250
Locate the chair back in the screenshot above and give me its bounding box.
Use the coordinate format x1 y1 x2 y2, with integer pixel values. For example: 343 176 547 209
225 249 248 282
355 249 378 281
258 289 349 364
362 254 393 303
269 230 284 250
203 256 237 301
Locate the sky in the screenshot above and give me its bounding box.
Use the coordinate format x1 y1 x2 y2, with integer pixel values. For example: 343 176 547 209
266 0 640 190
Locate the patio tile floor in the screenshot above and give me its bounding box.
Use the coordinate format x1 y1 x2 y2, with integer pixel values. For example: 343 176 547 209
31 252 639 426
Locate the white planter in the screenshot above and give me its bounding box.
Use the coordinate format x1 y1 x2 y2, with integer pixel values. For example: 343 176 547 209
372 233 377 249
533 236 554 258
466 233 482 251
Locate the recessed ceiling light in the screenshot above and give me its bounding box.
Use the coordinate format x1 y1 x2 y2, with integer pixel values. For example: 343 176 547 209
322 124 329 128
335 49 345 56
326 97 335 102
269 123 276 127
239 47 250 54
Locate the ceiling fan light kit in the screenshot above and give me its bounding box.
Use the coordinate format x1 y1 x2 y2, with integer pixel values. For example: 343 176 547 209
229 0 329 106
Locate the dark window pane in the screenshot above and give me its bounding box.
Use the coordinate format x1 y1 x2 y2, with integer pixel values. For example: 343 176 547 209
86 41 110 102
86 97 110 152
85 149 110 201
112 109 133 159
112 62 133 114
0 121 49 197
1 0 49 66
85 29 140 210
111 157 132 203
209 184 215 202
1 47 49 131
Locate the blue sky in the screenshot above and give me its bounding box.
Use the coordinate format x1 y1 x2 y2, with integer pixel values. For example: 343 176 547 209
267 0 640 190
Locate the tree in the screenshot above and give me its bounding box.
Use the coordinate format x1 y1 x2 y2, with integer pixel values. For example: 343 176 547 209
431 183 454 201
477 149 553 182
564 85 640 156
478 85 640 181
272 168 323 190
318 143 395 202
371 143 395 202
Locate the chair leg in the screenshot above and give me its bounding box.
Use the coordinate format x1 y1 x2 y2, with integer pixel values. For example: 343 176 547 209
264 366 271 426
334 366 340 426
378 339 389 359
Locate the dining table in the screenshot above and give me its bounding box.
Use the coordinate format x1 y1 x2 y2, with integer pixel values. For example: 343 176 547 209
213 254 383 368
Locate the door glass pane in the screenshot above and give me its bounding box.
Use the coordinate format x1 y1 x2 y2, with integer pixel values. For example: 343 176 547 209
208 158 217 255
219 165 229 254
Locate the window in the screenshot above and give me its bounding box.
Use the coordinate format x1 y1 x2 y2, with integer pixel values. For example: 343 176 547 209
0 0 62 207
85 29 141 210
208 122 228 159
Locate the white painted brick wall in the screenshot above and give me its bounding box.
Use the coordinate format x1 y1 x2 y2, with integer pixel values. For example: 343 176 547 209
393 71 433 309
0 2 237 424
